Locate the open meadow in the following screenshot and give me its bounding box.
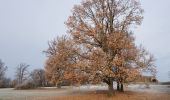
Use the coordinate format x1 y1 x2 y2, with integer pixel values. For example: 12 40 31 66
0 84 170 100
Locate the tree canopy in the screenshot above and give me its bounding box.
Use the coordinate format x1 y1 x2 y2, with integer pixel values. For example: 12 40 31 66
45 0 156 94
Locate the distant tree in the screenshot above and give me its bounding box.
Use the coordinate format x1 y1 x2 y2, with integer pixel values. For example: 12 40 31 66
0 59 8 88
15 63 29 85
3 78 11 88
0 59 7 80
9 79 17 88
30 69 46 87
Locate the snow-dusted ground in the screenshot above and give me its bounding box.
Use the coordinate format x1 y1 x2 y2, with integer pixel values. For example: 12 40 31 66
0 88 69 100
127 84 170 93
0 84 170 100
73 84 170 94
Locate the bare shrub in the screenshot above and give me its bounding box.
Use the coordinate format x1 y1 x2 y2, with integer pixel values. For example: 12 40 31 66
15 81 36 90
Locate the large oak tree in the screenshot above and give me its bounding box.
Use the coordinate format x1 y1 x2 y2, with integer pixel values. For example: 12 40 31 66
45 0 156 95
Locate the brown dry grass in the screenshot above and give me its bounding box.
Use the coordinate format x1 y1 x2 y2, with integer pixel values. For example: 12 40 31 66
30 90 170 100
56 92 170 100
0 88 170 100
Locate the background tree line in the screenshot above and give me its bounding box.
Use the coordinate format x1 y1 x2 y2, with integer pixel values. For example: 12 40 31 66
0 59 53 89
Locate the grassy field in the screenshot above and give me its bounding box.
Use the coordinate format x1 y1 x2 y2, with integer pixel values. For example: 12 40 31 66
0 85 170 100
8 91 169 100
55 91 170 100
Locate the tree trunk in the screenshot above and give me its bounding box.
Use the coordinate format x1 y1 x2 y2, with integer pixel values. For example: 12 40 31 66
57 83 61 88
120 83 124 92
117 82 120 91
108 80 115 96
103 77 115 96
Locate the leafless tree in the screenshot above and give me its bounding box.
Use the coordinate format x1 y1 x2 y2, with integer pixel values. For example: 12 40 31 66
15 63 29 85
0 59 8 88
30 69 46 87
0 59 7 80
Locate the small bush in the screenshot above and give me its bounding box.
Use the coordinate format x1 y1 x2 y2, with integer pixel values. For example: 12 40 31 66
15 81 37 90
57 80 71 87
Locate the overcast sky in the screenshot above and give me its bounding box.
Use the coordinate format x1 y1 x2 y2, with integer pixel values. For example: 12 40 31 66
0 0 170 82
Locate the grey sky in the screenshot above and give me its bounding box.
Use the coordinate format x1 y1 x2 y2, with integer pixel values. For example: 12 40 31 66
0 0 170 82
